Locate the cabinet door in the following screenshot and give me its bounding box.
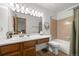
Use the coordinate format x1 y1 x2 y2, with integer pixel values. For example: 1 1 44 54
0 43 20 56
23 47 36 56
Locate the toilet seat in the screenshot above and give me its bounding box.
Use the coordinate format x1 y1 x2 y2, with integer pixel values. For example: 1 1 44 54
49 41 59 46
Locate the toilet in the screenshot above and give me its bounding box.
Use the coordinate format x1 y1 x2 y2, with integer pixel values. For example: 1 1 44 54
48 41 60 55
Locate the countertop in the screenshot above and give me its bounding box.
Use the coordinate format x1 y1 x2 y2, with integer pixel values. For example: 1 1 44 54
0 34 51 46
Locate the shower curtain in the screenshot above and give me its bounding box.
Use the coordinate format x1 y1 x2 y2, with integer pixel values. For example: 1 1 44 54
70 7 79 56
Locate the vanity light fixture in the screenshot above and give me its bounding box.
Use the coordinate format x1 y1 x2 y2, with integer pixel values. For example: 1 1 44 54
9 3 44 17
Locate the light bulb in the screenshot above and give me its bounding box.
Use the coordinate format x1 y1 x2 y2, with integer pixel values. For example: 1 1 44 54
11 8 15 11
25 8 29 11
38 12 41 17
9 3 15 11
28 8 32 15
31 9 35 16
21 6 24 13
30 13 32 15
16 4 19 9
30 9 34 15
32 9 34 13
34 11 38 16
15 4 20 12
40 13 44 17
25 11 28 14
9 3 14 7
25 8 29 14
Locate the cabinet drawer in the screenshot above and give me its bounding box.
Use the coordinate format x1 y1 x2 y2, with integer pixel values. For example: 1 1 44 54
0 43 19 55
23 47 36 56
3 51 20 56
37 38 49 44
23 40 36 49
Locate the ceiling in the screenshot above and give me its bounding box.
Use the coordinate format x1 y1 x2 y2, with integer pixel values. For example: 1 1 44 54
35 3 78 13
20 3 78 14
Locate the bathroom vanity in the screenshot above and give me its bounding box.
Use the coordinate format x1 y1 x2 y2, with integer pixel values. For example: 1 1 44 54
0 35 50 56
0 5 50 56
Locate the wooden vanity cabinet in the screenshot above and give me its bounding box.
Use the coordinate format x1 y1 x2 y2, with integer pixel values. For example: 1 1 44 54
0 43 20 56
0 40 36 56
0 38 49 56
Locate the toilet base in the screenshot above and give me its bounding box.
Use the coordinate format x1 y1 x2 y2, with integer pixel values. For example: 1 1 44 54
49 47 59 55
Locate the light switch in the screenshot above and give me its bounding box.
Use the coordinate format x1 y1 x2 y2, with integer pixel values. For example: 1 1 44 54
0 27 3 32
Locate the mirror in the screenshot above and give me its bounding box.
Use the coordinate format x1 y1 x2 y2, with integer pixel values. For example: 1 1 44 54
12 11 43 35
13 16 26 34
26 15 42 34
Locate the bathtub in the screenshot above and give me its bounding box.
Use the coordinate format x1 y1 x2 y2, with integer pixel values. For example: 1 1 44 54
49 39 70 55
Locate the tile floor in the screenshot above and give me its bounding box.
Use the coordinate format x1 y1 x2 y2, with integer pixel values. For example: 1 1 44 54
36 50 68 56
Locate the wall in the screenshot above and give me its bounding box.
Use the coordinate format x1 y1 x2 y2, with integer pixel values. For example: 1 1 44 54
49 7 74 41
50 19 57 39
57 9 74 41
0 4 9 39
57 16 73 41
